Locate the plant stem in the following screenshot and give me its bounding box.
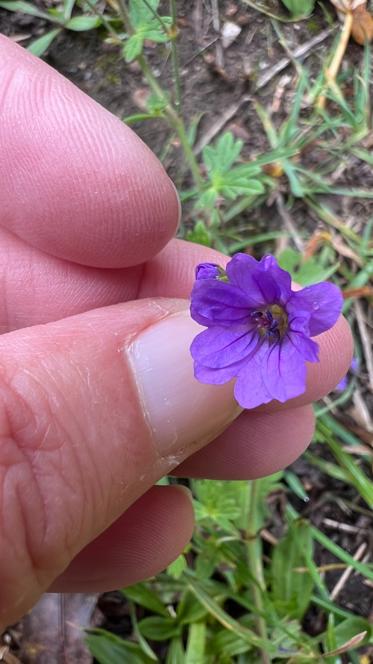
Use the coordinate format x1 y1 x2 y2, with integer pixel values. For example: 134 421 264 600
118 0 203 190
170 0 182 112
117 0 131 29
141 0 171 34
245 480 271 664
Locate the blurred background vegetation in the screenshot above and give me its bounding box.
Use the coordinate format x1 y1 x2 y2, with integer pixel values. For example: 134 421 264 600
0 1 372 662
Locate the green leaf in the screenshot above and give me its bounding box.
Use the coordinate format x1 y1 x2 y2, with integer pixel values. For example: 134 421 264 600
286 506 373 581
186 220 212 247
318 421 373 508
123 34 144 62
63 0 76 21
277 247 301 274
127 0 172 56
270 520 314 620
196 188 218 209
86 629 153 664
121 583 169 616
187 576 275 653
166 638 185 664
202 132 243 175
129 0 160 27
27 28 61 57
327 617 372 649
146 91 168 114
0 1 51 19
209 629 252 658
167 553 187 579
177 591 208 626
295 259 340 286
65 15 101 30
185 622 206 664
284 471 309 503
195 540 221 579
138 616 181 641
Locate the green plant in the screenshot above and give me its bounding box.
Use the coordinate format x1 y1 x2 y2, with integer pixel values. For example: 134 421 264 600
122 0 172 62
280 0 315 19
0 0 104 55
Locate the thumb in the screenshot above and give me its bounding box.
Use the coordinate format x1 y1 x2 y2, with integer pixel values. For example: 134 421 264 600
0 298 239 627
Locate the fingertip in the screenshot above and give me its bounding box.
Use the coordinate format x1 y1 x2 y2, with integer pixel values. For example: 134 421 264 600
0 36 180 267
49 486 194 592
173 405 315 479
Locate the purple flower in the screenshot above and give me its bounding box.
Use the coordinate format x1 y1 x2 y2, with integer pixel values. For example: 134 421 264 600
190 253 343 409
195 263 221 280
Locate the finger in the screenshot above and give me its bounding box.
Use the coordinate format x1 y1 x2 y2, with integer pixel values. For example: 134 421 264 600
173 405 315 479
0 299 239 628
0 35 179 268
50 486 193 592
0 231 351 415
0 228 141 332
0 236 224 332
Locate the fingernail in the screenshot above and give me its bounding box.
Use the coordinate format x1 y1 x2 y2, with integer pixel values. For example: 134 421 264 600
127 310 241 458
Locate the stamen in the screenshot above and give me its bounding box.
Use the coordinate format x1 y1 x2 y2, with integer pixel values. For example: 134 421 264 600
250 305 288 343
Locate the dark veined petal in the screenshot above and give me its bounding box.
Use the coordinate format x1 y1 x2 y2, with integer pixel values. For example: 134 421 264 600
194 359 244 385
287 330 319 363
252 270 281 304
234 351 273 409
226 254 276 305
261 340 307 404
191 326 257 369
290 282 343 336
259 255 292 303
190 279 253 327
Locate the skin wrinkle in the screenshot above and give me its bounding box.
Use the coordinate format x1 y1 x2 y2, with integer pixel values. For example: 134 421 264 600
6 368 83 560
0 383 53 605
36 357 113 540
5 355 116 574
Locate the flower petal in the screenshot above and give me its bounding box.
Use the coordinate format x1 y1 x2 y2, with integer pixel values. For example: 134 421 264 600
234 353 273 409
190 280 252 327
252 270 281 304
262 341 307 403
194 360 243 385
290 282 343 336
226 254 272 305
260 255 292 303
190 326 257 368
195 263 221 280
287 330 319 363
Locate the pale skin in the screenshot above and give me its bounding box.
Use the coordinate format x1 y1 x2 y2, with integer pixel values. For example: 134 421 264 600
0 35 353 630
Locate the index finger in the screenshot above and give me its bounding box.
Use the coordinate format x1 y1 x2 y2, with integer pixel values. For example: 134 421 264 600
0 35 179 268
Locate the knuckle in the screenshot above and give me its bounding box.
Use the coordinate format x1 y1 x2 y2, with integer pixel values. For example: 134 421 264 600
0 366 80 601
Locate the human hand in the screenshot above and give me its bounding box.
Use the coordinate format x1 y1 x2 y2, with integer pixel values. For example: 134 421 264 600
0 35 352 630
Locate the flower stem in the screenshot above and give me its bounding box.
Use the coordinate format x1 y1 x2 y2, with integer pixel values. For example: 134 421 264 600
245 480 271 664
118 0 203 191
170 0 182 112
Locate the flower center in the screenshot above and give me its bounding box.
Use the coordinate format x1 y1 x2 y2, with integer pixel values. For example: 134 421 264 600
251 304 288 343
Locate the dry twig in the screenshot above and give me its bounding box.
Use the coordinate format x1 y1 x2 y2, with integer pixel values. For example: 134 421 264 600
330 541 367 600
